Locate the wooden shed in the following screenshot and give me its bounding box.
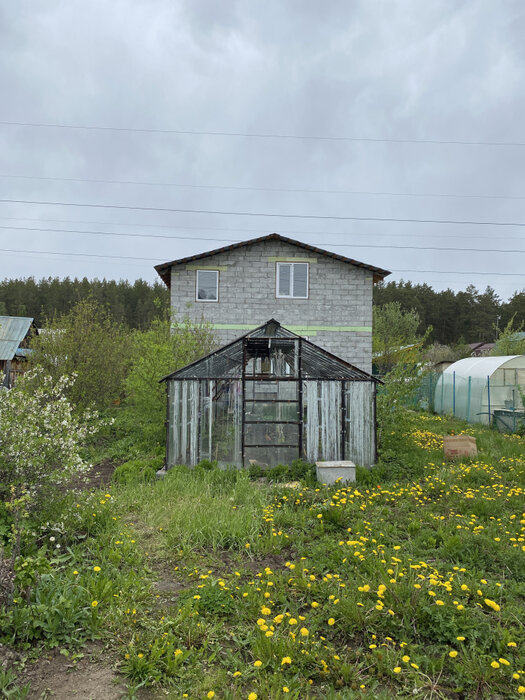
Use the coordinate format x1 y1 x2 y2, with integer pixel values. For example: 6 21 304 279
0 316 37 388
161 320 379 470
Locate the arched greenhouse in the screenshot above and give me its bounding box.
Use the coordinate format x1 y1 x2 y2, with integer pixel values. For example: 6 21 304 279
434 355 525 430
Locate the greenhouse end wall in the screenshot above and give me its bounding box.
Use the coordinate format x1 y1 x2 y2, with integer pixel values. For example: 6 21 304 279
166 378 376 469
434 356 525 427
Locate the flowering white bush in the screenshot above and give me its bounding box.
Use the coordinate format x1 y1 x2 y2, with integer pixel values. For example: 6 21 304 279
0 369 103 499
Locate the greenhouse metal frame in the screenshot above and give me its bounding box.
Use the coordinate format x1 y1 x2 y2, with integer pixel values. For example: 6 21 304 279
161 320 379 469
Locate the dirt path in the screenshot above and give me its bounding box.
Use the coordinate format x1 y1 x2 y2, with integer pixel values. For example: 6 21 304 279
14 643 128 700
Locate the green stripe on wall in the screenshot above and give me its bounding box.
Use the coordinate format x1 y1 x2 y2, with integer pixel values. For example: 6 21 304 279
207 323 371 333
267 257 317 263
185 264 228 271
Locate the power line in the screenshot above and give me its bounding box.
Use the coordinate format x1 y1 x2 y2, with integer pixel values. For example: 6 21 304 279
2 214 525 242
1 119 523 147
2 223 525 255
0 245 523 276
0 172 523 201
3 197 525 227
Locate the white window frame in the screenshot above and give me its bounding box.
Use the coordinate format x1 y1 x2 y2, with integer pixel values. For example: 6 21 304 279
196 269 219 302
276 262 309 299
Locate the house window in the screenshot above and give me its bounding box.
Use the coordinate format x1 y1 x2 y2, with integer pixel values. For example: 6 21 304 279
196 270 219 301
276 262 308 298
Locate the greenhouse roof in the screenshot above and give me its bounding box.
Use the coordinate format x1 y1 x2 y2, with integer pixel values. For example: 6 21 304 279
161 319 379 382
442 355 524 379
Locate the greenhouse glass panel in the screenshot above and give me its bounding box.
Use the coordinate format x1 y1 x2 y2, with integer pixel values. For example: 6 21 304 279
162 320 379 469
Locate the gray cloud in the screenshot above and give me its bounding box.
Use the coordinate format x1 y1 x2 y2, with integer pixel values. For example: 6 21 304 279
0 0 524 299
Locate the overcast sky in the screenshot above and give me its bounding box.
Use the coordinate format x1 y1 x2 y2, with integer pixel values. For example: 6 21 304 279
1 0 524 300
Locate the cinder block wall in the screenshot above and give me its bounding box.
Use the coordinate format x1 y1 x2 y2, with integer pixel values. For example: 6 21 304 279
170 239 373 372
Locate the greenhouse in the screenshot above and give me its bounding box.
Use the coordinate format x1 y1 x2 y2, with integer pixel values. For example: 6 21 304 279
434 355 525 429
161 320 379 469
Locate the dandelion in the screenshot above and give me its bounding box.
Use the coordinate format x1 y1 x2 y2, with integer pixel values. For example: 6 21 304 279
402 655 410 663
281 656 292 665
490 661 500 669
300 627 309 636
91 600 98 607
283 688 290 694
518 687 525 695
207 693 215 699
233 671 242 677
253 660 262 667
174 649 183 656
393 666 401 674
456 636 465 641
311 601 319 608
248 693 257 700
507 642 517 647
449 651 458 658
328 618 335 626
261 606 271 615
499 658 510 666
288 618 297 625
137 653 144 658
484 599 501 612
93 566 101 572
73 570 78 575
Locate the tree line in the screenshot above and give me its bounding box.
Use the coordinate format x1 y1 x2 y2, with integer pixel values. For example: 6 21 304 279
0 277 169 328
1 276 524 344
374 281 525 345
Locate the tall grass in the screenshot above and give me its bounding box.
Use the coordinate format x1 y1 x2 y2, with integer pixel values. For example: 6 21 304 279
115 466 270 552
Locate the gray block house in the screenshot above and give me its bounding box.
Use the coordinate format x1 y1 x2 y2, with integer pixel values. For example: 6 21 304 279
155 233 390 373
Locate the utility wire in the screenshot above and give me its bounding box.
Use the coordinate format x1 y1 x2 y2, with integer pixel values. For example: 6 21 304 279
3 197 525 227
1 119 523 147
0 172 523 201
1 215 525 242
0 246 523 276
1 223 524 255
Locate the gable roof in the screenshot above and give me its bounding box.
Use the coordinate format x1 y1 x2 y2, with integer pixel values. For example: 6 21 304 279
0 316 34 361
154 233 390 288
161 318 380 383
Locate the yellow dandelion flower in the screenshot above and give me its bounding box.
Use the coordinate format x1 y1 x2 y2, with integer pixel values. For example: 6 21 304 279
393 666 401 674
207 693 215 699
328 618 335 626
490 661 500 669
449 651 458 658
281 656 292 665
248 693 257 700
402 655 410 663
253 660 262 667
91 600 98 607
93 566 101 572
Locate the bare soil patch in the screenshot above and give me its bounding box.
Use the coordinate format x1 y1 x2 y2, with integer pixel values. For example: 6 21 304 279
16 643 128 700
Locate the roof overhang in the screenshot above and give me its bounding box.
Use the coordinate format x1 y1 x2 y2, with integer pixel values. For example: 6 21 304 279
154 233 390 288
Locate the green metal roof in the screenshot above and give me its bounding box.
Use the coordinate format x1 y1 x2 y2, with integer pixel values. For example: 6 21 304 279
0 316 33 361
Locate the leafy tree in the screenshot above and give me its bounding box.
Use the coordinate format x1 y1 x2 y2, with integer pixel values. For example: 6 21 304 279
29 298 131 410
0 369 102 502
119 318 216 450
373 302 424 371
490 315 525 356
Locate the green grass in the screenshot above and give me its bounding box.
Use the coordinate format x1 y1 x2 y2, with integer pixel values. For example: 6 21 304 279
2 412 525 698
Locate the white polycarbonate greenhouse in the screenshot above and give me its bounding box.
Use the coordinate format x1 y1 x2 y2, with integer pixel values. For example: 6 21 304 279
434 355 525 429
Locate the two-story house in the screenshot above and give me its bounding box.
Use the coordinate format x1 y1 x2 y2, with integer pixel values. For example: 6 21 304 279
155 233 390 373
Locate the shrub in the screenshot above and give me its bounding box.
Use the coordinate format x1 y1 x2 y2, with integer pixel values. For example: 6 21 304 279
112 457 163 485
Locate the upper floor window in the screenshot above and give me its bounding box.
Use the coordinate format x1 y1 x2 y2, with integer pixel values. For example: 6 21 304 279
276 262 308 299
196 269 219 301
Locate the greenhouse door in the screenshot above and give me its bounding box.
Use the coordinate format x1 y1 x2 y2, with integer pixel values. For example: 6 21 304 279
241 336 302 468
242 379 301 468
